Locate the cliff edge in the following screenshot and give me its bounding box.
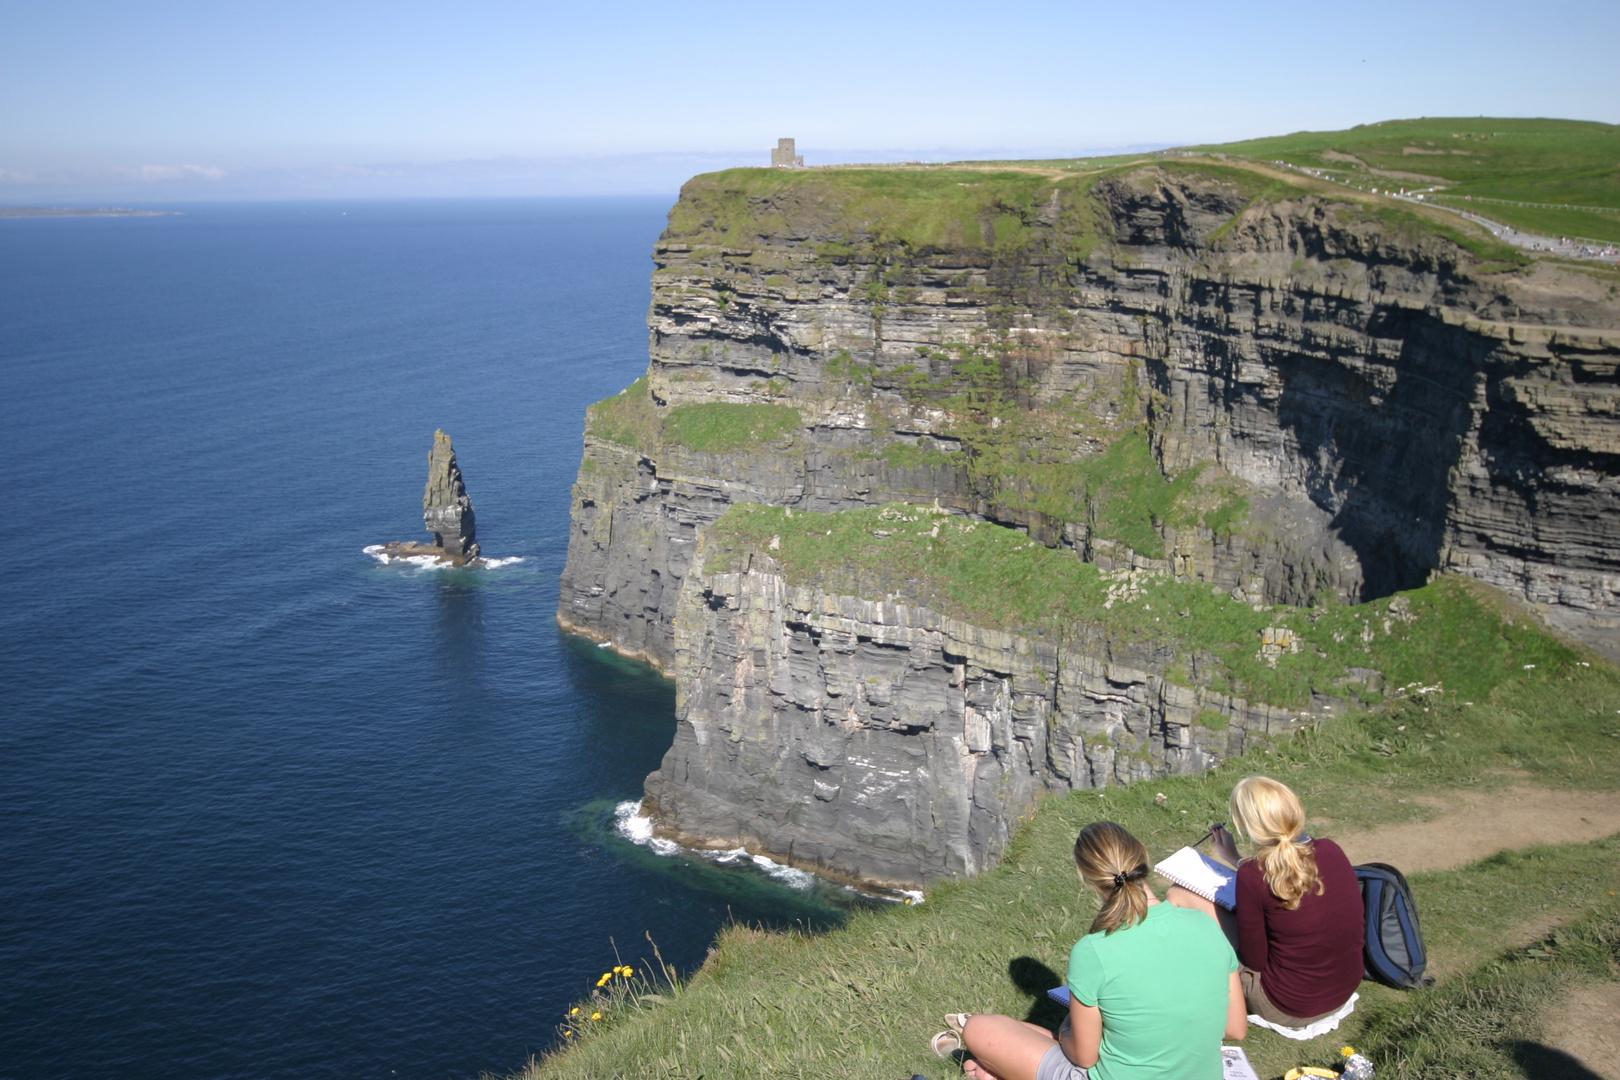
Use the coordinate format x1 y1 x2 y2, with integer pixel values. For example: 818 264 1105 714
560 156 1620 887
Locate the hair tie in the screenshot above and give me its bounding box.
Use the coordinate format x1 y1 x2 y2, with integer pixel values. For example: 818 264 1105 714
1295 833 1313 844
1110 865 1147 889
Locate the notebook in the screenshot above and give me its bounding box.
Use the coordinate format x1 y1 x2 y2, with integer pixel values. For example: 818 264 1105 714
1154 846 1238 910
1221 1046 1260 1080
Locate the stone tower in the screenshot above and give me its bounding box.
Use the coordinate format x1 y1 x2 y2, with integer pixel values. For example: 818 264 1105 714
770 138 804 168
423 429 478 562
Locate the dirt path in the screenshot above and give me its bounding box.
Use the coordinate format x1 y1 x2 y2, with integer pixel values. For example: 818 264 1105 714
1543 982 1620 1080
1335 786 1620 873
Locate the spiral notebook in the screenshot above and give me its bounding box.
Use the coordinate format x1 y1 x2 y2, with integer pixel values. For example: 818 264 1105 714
1153 846 1238 910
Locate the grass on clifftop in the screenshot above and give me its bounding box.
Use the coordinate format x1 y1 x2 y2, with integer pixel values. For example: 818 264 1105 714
1190 116 1620 242
668 166 1110 255
704 501 1583 711
524 660 1620 1080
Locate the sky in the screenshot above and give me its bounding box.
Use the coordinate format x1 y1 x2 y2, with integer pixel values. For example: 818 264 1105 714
3 0 1617 201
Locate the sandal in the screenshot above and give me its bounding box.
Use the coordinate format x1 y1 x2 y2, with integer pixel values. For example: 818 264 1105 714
930 1030 964 1059
945 1013 971 1035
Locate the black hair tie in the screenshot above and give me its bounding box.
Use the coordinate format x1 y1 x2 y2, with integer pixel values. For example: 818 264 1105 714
1111 865 1148 889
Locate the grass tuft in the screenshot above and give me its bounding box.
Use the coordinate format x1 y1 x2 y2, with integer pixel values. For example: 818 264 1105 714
664 403 802 453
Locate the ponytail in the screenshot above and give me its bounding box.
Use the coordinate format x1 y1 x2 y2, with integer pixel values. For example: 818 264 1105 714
1230 775 1322 909
1074 822 1152 934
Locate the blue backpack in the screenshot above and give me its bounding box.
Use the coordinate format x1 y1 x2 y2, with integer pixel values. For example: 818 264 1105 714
1356 862 1435 988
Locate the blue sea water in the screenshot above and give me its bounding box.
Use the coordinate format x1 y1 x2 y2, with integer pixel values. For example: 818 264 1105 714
0 201 861 1080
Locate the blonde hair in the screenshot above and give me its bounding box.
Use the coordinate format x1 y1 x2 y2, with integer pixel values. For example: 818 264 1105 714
1074 821 1151 934
1230 775 1322 910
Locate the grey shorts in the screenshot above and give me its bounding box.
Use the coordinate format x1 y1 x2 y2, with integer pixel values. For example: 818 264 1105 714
1036 1043 1089 1080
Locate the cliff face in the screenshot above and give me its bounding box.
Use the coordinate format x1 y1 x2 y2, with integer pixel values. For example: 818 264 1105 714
559 160 1620 886
643 557 1303 890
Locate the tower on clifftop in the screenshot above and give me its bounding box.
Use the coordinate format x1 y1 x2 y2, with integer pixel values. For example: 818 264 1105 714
771 138 804 168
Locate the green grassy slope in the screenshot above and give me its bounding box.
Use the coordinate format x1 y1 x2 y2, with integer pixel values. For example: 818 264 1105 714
525 663 1620 1080
1188 117 1620 242
705 501 1581 710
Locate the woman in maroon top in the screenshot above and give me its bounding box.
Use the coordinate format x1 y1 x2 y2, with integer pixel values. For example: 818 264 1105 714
1226 776 1364 1025
1169 776 1364 1025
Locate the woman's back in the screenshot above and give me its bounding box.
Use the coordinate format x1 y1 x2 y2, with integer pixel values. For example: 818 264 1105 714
1235 837 1364 1017
1068 903 1237 1080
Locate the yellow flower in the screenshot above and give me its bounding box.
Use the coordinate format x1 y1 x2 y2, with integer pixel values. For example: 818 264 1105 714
591 1012 602 1021
570 1007 580 1016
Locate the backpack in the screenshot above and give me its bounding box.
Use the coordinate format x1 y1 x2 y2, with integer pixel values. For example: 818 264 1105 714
1355 862 1435 988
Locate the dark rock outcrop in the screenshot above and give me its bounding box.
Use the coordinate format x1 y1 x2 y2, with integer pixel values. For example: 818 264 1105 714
422 429 478 561
377 430 480 565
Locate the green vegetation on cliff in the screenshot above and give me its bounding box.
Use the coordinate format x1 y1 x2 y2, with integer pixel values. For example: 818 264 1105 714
667 166 1109 255
1191 116 1620 242
586 377 802 454
665 402 800 452
585 377 661 449
704 501 1582 710
525 659 1620 1080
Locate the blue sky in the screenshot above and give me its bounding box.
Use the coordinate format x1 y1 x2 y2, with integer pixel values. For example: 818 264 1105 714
3 0 1616 200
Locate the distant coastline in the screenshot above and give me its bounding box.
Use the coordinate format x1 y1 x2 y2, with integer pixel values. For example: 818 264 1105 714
0 206 178 218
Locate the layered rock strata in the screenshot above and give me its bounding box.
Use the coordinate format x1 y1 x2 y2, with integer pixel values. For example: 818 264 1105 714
644 554 1313 890
562 165 1620 669
423 429 478 561
380 429 480 565
560 160 1620 885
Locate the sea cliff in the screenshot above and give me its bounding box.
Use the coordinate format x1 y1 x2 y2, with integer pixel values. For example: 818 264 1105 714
559 157 1620 886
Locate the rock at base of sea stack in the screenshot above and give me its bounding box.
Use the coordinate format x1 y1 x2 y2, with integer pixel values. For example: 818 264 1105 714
376 429 482 566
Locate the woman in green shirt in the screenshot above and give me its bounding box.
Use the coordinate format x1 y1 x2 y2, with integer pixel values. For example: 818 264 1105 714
937 822 1246 1080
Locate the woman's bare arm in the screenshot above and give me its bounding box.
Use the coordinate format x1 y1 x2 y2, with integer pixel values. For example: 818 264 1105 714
1224 970 1249 1040
1061 997 1103 1068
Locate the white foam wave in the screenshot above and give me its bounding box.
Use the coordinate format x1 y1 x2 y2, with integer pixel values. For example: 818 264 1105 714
611 803 812 886
613 800 679 856
361 545 450 570
479 556 525 568
750 853 815 890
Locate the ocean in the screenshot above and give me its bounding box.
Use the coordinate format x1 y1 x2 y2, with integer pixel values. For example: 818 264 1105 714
0 200 866 1080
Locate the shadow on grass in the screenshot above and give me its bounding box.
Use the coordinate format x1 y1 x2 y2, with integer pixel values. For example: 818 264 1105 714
1009 956 1068 1029
1505 1041 1605 1080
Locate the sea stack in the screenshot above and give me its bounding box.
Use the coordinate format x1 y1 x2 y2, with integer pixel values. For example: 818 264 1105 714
423 429 478 562
373 430 481 565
